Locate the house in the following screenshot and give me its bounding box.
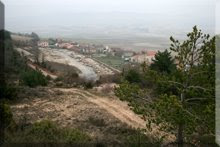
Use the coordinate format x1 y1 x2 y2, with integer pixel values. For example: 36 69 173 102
99 46 112 54
122 51 134 61
147 50 157 56
89 48 97 54
58 43 74 49
71 42 79 46
131 54 148 63
80 46 97 54
38 41 49 48
112 48 124 57
105 46 112 53
70 46 81 52
130 50 157 64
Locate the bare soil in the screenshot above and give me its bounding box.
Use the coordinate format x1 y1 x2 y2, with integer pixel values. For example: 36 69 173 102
11 87 174 143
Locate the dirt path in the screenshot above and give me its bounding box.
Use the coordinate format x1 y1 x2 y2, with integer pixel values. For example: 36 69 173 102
56 88 175 141
58 88 146 129
11 87 174 142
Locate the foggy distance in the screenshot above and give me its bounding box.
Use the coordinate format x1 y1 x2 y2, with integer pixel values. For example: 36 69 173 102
3 0 215 50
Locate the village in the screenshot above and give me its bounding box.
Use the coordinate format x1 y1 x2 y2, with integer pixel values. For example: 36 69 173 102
12 32 158 83
38 38 157 67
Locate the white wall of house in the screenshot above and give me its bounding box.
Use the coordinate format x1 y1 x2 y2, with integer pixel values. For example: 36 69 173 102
131 54 155 64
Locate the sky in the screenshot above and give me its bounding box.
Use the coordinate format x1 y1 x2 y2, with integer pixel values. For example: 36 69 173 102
217 0 220 34
3 0 215 13
1 0 217 39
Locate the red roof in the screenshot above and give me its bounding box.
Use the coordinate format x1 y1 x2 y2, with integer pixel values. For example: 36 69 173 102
147 50 157 56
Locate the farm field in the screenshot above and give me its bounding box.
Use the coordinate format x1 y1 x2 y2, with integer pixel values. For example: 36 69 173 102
93 54 125 70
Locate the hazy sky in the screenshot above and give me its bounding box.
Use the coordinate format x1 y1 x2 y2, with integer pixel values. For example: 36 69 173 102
217 0 220 34
3 0 215 13
2 0 216 36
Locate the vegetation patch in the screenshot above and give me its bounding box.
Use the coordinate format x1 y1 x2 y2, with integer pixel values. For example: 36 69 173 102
88 117 106 127
93 54 125 70
115 26 216 146
5 120 91 144
20 69 48 87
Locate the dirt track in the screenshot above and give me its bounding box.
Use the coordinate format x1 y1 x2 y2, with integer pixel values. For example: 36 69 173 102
11 87 174 142
58 88 146 129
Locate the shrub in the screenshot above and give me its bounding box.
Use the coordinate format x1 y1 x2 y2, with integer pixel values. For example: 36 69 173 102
5 120 90 143
97 73 121 85
0 103 13 129
28 120 59 142
70 72 79 78
125 130 161 147
101 84 114 94
54 72 81 87
63 128 90 143
150 49 176 74
125 69 141 83
20 69 48 87
88 117 106 127
46 75 52 81
54 76 63 82
83 81 94 89
64 72 79 84
0 84 18 100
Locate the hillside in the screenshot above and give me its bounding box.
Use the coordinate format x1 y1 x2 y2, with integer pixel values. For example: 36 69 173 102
11 87 172 144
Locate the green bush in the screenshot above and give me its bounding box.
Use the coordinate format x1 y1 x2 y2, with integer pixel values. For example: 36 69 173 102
5 120 90 143
125 69 141 83
83 81 94 89
88 117 106 127
54 72 81 87
20 69 48 87
54 76 63 82
0 84 18 100
63 128 90 143
0 103 13 129
125 130 161 147
28 120 60 142
150 49 176 74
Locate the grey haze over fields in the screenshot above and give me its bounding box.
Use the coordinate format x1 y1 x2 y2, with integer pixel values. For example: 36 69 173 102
3 0 215 50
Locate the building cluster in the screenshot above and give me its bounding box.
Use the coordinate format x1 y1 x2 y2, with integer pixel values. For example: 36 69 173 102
130 50 157 64
38 41 49 48
121 50 157 64
38 39 79 49
38 38 157 65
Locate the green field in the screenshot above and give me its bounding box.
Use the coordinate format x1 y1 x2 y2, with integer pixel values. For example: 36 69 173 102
93 54 125 70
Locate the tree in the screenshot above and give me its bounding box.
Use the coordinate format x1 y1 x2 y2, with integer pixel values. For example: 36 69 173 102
150 49 176 74
20 69 48 88
216 35 220 145
140 61 147 73
0 103 13 145
30 32 40 63
124 69 141 83
115 26 215 145
48 38 56 45
0 30 6 98
31 32 40 42
0 30 14 145
0 30 13 98
151 26 215 145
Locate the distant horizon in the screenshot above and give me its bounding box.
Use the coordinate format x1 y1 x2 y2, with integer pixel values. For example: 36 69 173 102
4 0 215 34
3 0 216 50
